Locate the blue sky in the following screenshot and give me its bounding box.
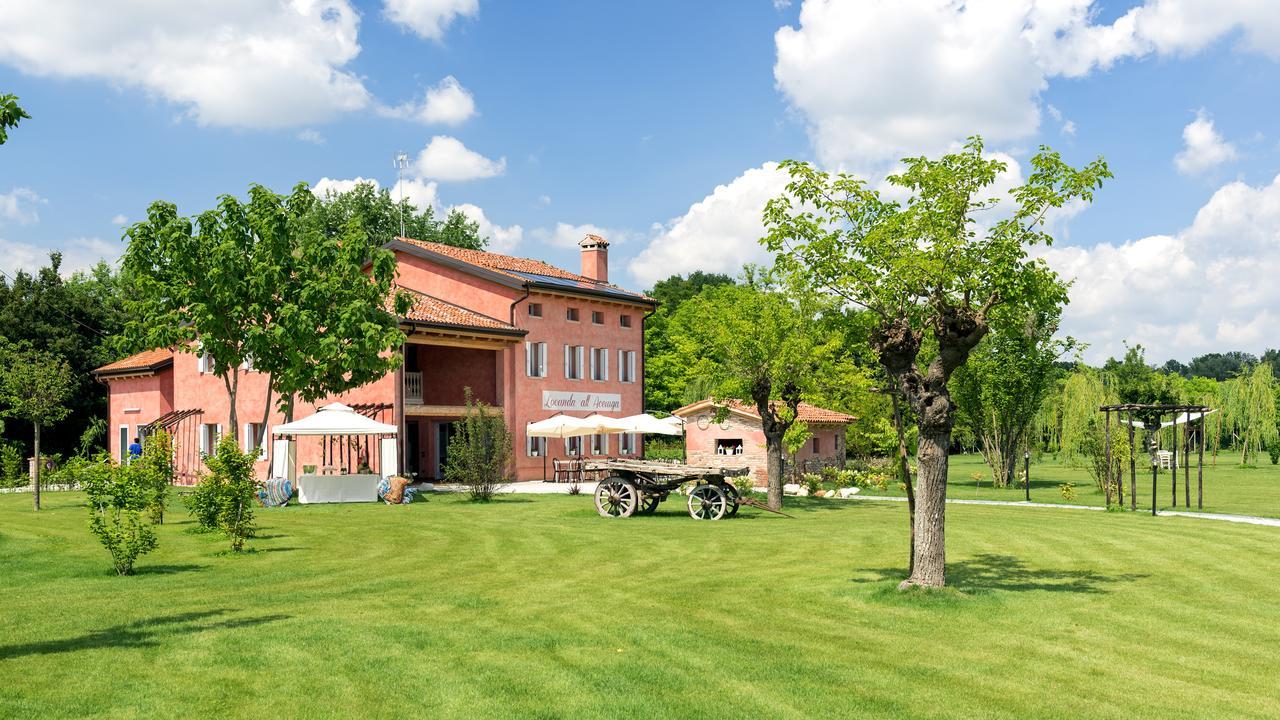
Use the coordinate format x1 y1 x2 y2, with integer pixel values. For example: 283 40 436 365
1 1 1278 364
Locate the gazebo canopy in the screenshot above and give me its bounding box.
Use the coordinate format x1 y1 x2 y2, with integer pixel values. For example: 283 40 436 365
617 413 683 436
272 403 398 436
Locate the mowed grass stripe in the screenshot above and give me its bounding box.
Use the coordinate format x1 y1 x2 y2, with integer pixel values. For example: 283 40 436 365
2 491 1278 719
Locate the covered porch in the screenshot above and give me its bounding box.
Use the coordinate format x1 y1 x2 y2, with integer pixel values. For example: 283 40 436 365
397 298 524 480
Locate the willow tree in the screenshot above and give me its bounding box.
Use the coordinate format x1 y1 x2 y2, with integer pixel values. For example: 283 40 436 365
764 137 1110 589
952 311 1074 487
1224 363 1277 465
1059 369 1109 465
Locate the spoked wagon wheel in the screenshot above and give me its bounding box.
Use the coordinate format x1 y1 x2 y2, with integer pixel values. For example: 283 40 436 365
687 483 728 520
594 477 639 518
637 492 661 515
722 484 741 517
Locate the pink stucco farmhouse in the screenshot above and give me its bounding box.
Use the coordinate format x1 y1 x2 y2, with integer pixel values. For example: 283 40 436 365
674 398 856 485
93 235 654 483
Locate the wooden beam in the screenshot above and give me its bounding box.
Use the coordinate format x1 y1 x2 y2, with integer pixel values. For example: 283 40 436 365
404 404 502 417
403 333 516 350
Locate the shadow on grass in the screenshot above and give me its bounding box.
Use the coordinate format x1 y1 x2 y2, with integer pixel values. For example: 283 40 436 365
0 609 291 660
853 553 1147 597
133 563 207 575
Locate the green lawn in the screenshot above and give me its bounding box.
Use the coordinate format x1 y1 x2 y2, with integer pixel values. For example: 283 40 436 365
862 453 1280 519
3 490 1280 719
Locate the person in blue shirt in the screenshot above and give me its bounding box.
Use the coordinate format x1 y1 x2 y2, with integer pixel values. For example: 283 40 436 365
128 437 143 462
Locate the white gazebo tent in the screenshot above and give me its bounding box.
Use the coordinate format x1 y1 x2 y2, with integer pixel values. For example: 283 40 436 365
271 403 399 503
616 413 684 436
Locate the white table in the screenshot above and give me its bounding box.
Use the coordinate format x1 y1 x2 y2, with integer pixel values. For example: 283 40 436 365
297 473 380 504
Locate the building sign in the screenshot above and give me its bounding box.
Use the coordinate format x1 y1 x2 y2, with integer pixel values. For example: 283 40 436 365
542 390 622 412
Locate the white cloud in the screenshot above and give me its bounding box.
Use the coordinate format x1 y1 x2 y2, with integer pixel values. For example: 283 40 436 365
312 177 381 197
296 129 326 145
536 195 552 207
1174 109 1237 175
111 214 128 225
0 236 120 276
390 178 441 214
774 0 1280 173
1039 174 1280 363
0 1 371 128
452 203 522 253
383 0 478 41
0 188 45 225
1061 120 1077 136
628 163 788 287
533 222 630 250
380 76 477 125
414 135 505 181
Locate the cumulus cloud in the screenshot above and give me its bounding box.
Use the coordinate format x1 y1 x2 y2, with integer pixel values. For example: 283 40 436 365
0 1 371 128
312 177 381 197
380 76 477 125
1039 174 1280 363
774 0 1280 173
628 163 788 287
296 129 326 145
532 222 631 250
111 214 128 225
383 0 478 41
0 188 45 225
414 135 505 181
1174 110 1237 175
453 203 523 253
389 178 441 213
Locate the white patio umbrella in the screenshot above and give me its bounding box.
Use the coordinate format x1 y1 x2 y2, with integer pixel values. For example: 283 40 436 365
582 413 634 433
526 414 600 481
616 413 684 436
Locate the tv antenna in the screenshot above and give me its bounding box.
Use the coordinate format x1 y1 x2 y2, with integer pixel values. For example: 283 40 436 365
394 151 409 238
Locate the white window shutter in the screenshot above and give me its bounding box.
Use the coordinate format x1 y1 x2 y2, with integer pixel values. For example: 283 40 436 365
629 351 635 383
538 343 546 377
603 349 609 381
243 423 252 452
525 342 533 376
576 346 584 379
589 348 597 380
564 345 570 378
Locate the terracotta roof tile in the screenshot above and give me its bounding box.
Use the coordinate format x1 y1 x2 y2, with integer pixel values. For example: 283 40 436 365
94 348 173 375
394 237 653 302
675 398 857 425
394 287 523 334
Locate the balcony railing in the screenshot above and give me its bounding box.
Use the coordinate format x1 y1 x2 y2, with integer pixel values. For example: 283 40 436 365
404 371 423 404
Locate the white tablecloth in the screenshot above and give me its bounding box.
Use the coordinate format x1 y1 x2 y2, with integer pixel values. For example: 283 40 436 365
298 474 380 504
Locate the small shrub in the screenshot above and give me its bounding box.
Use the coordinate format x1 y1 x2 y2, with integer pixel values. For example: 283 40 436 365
820 466 839 483
970 471 984 488
801 473 822 496
187 474 223 532
444 389 513 502
567 480 582 496
137 430 174 524
80 455 158 576
1269 444 1279 466
204 435 257 552
732 473 755 498
1059 482 1077 502
0 441 25 488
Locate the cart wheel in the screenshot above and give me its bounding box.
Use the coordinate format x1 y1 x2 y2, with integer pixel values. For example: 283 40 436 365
723 484 741 517
594 477 638 518
637 493 661 515
688 483 728 520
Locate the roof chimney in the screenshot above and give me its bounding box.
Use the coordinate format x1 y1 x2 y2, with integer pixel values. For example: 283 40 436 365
579 234 609 283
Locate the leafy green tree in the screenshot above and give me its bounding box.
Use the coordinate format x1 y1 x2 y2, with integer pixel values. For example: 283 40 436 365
667 284 847 510
444 388 513 502
203 435 257 552
137 429 174 524
952 311 1075 487
1103 345 1176 404
78 455 159 576
0 255 125 457
1059 369 1110 466
1223 363 1277 466
764 137 1109 588
0 344 75 510
1187 351 1257 382
643 272 738 412
0 93 29 145
310 180 484 250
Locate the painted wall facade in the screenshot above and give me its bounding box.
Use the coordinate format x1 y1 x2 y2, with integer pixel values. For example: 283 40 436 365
681 409 848 485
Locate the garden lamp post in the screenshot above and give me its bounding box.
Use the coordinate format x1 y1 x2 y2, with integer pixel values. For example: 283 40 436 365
1023 451 1030 502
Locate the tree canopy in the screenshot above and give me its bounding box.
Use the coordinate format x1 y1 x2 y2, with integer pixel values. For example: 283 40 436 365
764 136 1110 588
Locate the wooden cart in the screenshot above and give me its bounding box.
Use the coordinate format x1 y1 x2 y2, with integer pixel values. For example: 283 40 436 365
583 459 750 520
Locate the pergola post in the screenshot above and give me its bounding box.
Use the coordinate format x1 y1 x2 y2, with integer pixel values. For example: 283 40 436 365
1128 414 1136 512
1183 420 1190 507
1103 409 1113 507
1171 415 1178 507
1197 418 1205 509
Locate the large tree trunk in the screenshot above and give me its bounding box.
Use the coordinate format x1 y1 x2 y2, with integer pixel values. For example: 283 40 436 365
891 395 915 575
32 423 41 511
904 424 950 588
765 430 784 511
